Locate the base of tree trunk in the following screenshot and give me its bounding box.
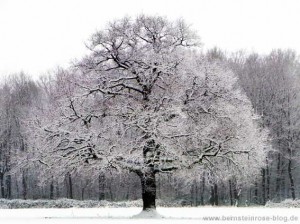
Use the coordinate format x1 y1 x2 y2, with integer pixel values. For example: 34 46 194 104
132 209 163 219
140 171 157 211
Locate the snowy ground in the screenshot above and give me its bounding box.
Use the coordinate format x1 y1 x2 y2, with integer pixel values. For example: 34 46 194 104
0 207 299 224
266 199 300 208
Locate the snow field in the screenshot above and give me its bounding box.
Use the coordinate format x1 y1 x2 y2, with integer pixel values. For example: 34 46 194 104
0 207 299 224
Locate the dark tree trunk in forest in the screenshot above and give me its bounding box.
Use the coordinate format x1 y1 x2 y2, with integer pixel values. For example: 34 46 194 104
139 138 159 211
22 170 27 200
210 184 218 206
108 180 113 201
200 176 205 205
262 168 266 205
6 174 11 199
81 186 85 200
50 177 54 199
266 160 270 201
140 171 156 211
67 173 73 199
229 180 233 206
195 181 198 206
98 174 105 200
254 181 258 204
214 184 219 206
287 159 296 200
275 153 281 200
0 173 4 198
5 149 11 199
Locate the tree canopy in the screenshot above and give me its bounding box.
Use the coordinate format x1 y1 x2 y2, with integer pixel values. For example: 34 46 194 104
23 15 270 210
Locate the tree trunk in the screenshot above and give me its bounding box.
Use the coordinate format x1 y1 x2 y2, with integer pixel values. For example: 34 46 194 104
50 178 54 199
98 174 105 200
0 173 4 198
266 160 270 201
200 175 205 205
275 153 281 200
262 168 266 205
81 187 85 200
195 181 199 206
210 185 215 206
214 184 219 206
6 174 11 199
108 180 113 201
287 159 296 200
5 151 12 199
67 173 73 199
254 181 258 204
22 170 27 200
229 180 233 206
140 171 156 211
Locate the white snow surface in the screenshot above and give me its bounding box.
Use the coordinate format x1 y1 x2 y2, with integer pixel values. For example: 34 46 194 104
0 207 299 224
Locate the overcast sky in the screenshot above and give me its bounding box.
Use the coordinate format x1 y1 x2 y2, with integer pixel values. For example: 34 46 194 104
1 0 300 78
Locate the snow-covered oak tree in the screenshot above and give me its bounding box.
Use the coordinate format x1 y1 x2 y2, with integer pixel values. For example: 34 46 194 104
29 15 269 211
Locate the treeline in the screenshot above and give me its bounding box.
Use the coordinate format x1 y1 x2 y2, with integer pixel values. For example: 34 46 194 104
0 49 299 206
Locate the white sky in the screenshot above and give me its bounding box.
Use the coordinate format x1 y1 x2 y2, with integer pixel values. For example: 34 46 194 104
1 0 300 78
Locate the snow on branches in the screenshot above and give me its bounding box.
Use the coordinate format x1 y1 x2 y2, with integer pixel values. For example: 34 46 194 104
27 15 270 209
